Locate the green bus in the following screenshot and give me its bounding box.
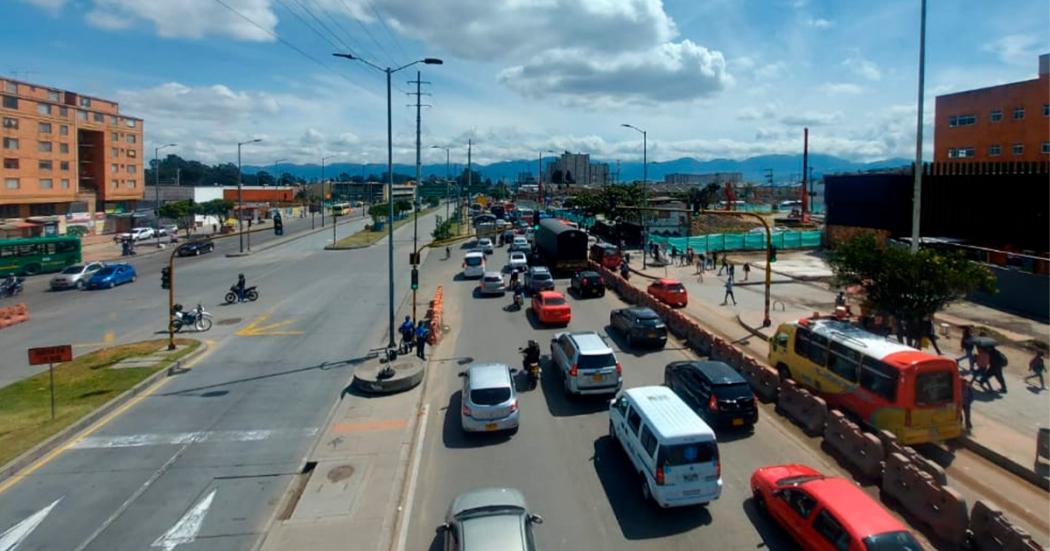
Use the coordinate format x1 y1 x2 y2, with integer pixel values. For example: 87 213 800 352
0 236 83 276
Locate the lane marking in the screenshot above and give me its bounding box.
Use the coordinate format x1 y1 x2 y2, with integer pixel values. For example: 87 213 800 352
394 404 429 551
235 314 303 337
0 498 61 551
0 340 219 497
71 428 318 450
150 489 216 551
330 419 408 433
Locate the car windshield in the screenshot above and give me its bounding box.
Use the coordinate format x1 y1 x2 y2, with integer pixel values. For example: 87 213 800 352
470 387 511 405
578 353 614 370
666 283 686 292
714 382 753 400
456 505 526 521
62 265 84 274
465 257 483 266
543 297 566 306
483 276 502 283
862 531 923 551
97 267 116 276
532 273 552 281
658 442 718 466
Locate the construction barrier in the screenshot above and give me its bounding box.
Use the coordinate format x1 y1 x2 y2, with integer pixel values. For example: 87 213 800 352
0 303 29 330
882 452 970 546
822 410 885 481
879 430 948 485
968 500 1044 551
774 379 828 435
426 286 444 344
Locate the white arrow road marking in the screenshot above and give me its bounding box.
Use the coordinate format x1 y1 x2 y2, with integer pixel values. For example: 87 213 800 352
0 498 62 551
151 489 216 551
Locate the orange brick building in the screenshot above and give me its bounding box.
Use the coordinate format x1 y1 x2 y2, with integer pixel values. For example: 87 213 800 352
933 54 1049 162
0 77 144 223
222 186 295 203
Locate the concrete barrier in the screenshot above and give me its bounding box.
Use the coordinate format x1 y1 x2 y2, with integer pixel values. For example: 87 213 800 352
882 452 969 546
0 303 28 330
775 379 828 435
879 430 947 485
969 500 1044 551
822 410 885 481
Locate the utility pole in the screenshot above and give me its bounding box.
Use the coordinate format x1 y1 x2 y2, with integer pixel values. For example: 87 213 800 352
467 139 472 224
236 139 261 254
320 155 327 227
910 0 927 252
801 127 809 222
408 71 431 323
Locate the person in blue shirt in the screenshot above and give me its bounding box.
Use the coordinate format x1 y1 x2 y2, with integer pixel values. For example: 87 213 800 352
415 321 430 360
399 316 415 353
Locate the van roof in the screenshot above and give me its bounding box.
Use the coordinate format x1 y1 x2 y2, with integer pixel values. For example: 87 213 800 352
567 332 611 355
623 386 715 442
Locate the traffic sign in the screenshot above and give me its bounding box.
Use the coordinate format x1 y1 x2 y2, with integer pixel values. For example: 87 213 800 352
28 345 72 365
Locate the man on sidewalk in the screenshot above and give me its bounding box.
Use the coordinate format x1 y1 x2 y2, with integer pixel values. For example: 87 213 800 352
1027 351 1046 389
718 256 729 276
962 378 974 432
742 262 750 281
415 320 430 360
722 278 737 306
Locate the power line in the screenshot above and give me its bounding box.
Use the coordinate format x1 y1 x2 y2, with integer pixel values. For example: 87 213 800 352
291 0 357 55
274 0 345 52
366 0 410 62
336 0 400 68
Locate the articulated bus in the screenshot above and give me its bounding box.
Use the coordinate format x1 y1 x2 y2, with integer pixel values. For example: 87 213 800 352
0 236 82 276
768 316 962 444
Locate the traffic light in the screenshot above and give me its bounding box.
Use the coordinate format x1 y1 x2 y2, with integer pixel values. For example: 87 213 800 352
411 267 419 290
161 267 171 289
532 211 541 230
770 246 778 263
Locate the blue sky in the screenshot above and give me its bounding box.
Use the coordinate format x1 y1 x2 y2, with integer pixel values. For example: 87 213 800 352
5 0 1047 167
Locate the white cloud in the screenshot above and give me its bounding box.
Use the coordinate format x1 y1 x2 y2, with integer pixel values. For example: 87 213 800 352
117 82 281 123
843 55 881 81
820 82 864 95
981 34 1042 65
754 62 787 80
737 103 779 121
806 17 833 28
85 0 277 41
780 111 842 126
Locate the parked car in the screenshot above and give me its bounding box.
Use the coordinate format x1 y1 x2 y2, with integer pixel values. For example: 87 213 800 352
525 266 555 294
647 278 688 307
113 227 154 242
477 238 495 254
50 262 106 290
609 307 667 348
177 238 215 256
570 270 605 298
531 291 571 326
550 331 621 396
665 360 758 429
508 251 528 271
85 263 136 289
478 272 505 296
751 464 924 551
609 386 722 507
440 488 543 551
459 363 519 433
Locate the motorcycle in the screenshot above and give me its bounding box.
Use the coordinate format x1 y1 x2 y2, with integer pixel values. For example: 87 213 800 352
224 285 259 304
510 290 524 311
0 277 24 298
171 303 213 332
519 342 541 389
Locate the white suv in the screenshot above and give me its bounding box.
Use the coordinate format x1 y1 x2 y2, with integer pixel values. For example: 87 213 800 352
549 332 622 396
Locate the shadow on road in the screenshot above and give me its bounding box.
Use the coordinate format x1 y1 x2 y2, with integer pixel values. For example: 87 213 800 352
539 359 611 418
742 496 801 551
158 357 361 397
591 435 711 539
441 390 514 449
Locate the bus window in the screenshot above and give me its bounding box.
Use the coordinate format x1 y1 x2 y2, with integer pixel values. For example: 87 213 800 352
915 371 954 405
43 243 57 255
794 327 811 357
18 244 39 256
56 241 78 253
828 342 859 382
0 246 14 258
859 356 898 401
808 333 829 367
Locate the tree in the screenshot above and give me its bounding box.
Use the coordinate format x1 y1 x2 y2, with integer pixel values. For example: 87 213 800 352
255 171 275 186
158 200 197 235
368 201 411 224
826 234 996 342
551 169 564 185
337 172 352 182
198 198 234 217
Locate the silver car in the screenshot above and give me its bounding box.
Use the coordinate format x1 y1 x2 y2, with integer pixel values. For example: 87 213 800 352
477 238 495 254
441 488 543 551
526 266 555 294
478 272 505 296
459 363 519 433
50 262 106 290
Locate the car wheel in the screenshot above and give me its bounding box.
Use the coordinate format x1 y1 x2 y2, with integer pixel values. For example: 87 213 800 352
626 334 635 348
108 281 115 289
608 420 616 440
131 275 136 282
76 280 85 289
752 489 766 510
195 249 201 256
641 476 654 504
23 264 41 276
776 363 791 382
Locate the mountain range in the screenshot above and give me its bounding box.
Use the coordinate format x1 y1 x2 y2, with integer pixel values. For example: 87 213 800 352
244 153 911 184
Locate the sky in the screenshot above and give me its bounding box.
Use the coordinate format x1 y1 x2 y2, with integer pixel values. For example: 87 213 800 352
4 0 1047 167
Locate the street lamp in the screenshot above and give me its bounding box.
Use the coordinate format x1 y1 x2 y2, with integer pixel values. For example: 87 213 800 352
272 159 287 187
237 138 262 254
333 52 443 351
621 123 649 268
432 145 451 221
321 154 334 228
153 143 176 248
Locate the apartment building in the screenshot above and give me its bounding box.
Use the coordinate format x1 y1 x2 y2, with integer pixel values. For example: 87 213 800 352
934 54 1049 162
0 77 144 227
544 151 611 187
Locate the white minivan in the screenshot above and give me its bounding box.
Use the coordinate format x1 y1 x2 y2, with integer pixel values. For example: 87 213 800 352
608 386 722 508
462 251 486 279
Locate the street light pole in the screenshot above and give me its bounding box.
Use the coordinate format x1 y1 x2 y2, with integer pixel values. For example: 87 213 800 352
321 155 330 228
273 159 286 187
237 138 262 254
621 123 649 268
432 146 451 221
153 143 175 248
334 52 443 350
910 0 927 253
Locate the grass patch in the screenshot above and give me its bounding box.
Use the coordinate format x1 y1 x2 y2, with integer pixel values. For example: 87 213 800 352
0 338 200 466
328 207 439 249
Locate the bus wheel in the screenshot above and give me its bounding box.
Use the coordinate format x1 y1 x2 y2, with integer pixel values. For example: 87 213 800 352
776 363 791 382
23 264 41 276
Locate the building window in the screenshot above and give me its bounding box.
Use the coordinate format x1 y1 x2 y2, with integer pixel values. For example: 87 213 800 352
39 160 52 171
948 114 977 127
109 115 118 125
79 97 91 108
61 178 70 189
1044 104 1049 117
93 112 103 123
112 180 119 189
1 117 16 129
47 90 59 102
3 158 17 169
948 147 976 159
39 178 53 189
59 143 68 154
3 81 15 94
38 141 52 153
126 134 136 144
1012 144 1024 155
2 96 17 109
37 103 52 115
989 144 1001 157
60 161 69 171
128 179 136 188
59 124 68 136
125 119 136 128
1013 107 1025 120
111 163 119 173
38 122 52 133
1042 142 1050 154
59 106 67 117
127 164 137 174
111 147 119 157
111 132 119 141
5 178 18 189
3 137 18 149
77 110 87 121
127 148 136 158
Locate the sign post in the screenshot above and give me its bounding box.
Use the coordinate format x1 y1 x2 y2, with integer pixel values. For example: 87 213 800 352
28 345 72 420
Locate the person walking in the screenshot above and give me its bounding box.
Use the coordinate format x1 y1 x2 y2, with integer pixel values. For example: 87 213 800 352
722 278 737 305
834 291 847 308
695 256 704 275
984 347 1008 393
958 326 976 371
670 246 679 266
923 318 943 355
415 320 430 360
1027 351 1046 389
742 262 751 281
975 346 991 389
709 251 718 271
728 263 735 281
698 253 706 272
718 256 729 276
962 378 974 432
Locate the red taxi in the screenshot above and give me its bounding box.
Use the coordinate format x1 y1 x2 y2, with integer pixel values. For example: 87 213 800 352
647 278 688 307
531 291 571 326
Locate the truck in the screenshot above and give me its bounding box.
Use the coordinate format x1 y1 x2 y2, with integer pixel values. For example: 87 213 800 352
535 218 588 274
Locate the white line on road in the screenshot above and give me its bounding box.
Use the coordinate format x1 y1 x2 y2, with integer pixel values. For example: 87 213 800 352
394 403 429 551
70 428 318 449
0 498 61 551
151 489 216 551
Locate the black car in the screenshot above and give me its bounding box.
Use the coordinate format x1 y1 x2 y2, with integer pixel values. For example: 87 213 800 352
609 307 666 348
664 360 758 430
570 270 605 298
177 239 215 256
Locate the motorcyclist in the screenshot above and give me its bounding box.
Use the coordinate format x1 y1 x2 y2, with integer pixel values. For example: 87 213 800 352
399 316 415 353
234 273 246 303
1 274 17 296
522 339 541 372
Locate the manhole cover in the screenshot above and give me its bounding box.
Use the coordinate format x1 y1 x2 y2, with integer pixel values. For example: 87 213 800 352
217 318 241 325
327 464 354 483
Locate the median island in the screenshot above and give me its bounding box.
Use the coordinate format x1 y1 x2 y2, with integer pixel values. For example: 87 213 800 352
326 204 440 250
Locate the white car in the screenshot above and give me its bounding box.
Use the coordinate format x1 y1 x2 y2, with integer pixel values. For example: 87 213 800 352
478 271 505 296
113 227 154 242
50 261 106 290
510 236 529 252
477 238 494 254
508 251 528 271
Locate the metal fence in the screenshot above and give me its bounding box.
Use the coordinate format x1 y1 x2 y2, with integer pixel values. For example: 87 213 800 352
649 230 823 253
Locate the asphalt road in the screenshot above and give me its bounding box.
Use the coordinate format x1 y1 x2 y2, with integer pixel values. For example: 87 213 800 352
0 209 441 551
404 245 884 551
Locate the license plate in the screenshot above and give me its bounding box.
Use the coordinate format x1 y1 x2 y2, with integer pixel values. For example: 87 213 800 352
684 474 699 482
648 332 658 338
485 423 498 431
732 418 744 427
592 374 604 382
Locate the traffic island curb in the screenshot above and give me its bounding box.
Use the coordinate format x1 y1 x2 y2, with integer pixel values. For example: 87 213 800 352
958 435 1050 491
0 339 209 483
225 251 253 257
351 359 425 395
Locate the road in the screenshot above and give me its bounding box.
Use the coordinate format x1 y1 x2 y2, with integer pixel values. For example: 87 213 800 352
0 210 440 551
404 245 919 550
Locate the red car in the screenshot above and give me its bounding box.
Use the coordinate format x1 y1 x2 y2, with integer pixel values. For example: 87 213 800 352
531 291 571 326
751 464 923 551
647 278 688 307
